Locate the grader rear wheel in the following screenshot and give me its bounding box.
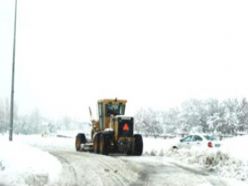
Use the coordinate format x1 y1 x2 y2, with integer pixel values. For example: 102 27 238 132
93 134 100 154
133 134 143 156
99 134 109 155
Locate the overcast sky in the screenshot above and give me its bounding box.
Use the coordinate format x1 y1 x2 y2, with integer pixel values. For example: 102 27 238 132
0 0 248 120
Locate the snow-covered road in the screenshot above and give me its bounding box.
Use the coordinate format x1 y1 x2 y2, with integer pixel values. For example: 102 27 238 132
43 147 246 186
1 134 248 186
47 150 138 186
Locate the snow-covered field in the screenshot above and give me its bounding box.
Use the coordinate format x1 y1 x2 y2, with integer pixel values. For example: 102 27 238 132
1 132 248 185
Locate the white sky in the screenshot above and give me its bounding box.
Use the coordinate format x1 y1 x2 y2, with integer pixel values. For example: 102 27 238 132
0 0 248 120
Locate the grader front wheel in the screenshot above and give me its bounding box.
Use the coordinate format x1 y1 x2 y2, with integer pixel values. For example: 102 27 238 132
75 133 86 151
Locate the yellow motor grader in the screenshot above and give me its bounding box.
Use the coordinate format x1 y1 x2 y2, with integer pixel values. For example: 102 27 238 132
75 98 143 155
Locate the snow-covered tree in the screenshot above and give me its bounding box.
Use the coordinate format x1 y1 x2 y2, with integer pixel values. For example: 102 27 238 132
134 108 163 136
134 97 248 136
160 108 180 134
0 98 14 133
237 98 248 132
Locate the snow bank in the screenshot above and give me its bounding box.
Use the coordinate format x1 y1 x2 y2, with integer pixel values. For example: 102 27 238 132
221 135 248 161
0 135 62 186
166 147 248 182
143 135 248 183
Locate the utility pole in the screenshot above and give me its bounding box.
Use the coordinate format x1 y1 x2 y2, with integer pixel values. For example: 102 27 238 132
9 0 18 141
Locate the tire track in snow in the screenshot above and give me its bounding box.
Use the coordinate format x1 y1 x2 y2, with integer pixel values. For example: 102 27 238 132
94 155 135 186
49 152 79 186
48 150 138 186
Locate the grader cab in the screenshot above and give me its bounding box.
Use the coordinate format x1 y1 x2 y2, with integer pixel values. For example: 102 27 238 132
75 98 143 155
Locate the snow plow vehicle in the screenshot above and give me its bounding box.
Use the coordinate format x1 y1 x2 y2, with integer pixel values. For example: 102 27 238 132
75 98 143 155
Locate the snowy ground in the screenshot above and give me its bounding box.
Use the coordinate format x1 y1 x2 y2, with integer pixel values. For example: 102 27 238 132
143 135 248 184
0 134 62 186
1 132 248 186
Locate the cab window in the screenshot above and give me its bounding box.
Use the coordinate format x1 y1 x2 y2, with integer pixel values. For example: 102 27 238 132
106 104 125 116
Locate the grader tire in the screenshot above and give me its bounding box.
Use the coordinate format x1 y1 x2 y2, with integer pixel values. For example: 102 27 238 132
75 133 86 151
133 134 143 156
99 134 109 155
93 134 100 154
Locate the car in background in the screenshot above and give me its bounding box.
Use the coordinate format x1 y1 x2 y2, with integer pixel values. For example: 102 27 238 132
172 134 221 149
